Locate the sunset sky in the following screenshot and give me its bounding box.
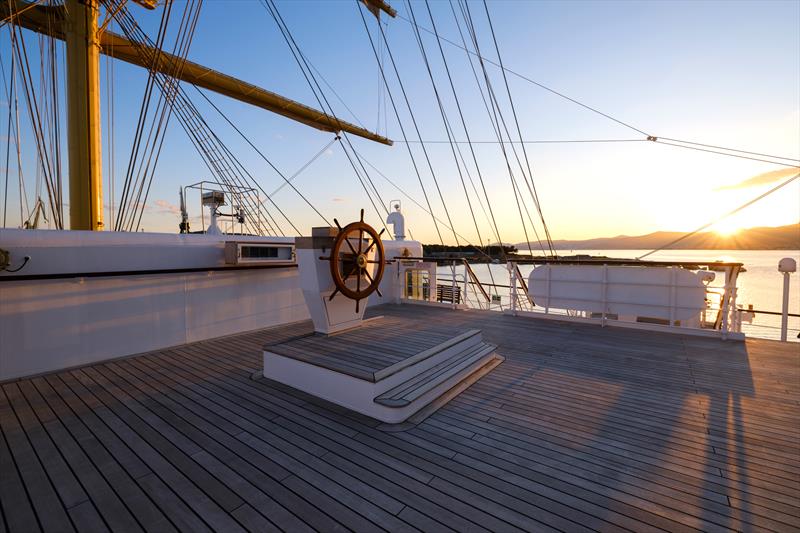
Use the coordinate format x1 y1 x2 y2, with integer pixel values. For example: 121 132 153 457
1 0 798 243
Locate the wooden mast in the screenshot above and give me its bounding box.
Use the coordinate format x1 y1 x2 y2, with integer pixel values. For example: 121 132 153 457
64 0 103 230
1 0 394 230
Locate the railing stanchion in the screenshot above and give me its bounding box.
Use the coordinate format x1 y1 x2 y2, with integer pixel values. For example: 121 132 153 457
781 270 791 342
602 264 608 327
451 260 457 310
509 261 517 316
545 264 551 315
669 267 676 327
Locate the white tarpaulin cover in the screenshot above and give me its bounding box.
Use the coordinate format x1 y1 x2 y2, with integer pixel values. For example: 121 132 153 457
528 265 709 321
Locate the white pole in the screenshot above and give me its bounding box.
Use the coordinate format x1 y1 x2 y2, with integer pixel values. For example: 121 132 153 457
778 257 796 342
781 272 790 342
451 260 457 310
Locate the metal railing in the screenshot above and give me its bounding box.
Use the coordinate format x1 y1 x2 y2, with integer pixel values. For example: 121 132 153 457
402 256 748 339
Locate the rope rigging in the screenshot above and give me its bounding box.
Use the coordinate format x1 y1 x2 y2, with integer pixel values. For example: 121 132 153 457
263 0 391 234
397 4 799 171
105 0 303 236
453 0 544 257
404 0 485 253
481 0 555 257
5 12 63 228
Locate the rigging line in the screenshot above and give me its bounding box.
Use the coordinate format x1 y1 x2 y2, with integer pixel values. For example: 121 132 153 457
131 0 200 231
459 0 548 257
406 0 484 249
370 5 460 246
656 137 799 163
395 10 649 137
482 0 555 256
2 49 10 227
337 137 392 234
303 56 365 130
415 0 503 248
193 86 320 233
354 149 507 263
115 0 174 228
134 0 203 232
637 172 800 260
264 0 391 225
119 0 194 231
10 23 58 226
455 0 543 257
651 139 800 168
0 0 44 26
457 0 540 258
268 137 337 197
396 138 647 144
356 4 445 244
262 0 374 224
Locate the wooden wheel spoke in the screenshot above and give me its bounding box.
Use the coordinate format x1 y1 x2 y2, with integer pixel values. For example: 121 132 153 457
327 213 386 304
344 233 359 256
342 264 358 282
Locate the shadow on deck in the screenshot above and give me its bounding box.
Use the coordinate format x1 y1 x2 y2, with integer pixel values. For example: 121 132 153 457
1 303 798 532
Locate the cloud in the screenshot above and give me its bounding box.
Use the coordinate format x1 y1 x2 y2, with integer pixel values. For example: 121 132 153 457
153 199 181 214
324 149 334 156
331 196 347 203
715 167 800 191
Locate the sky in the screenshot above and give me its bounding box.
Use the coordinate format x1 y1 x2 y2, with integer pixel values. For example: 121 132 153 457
1 0 799 245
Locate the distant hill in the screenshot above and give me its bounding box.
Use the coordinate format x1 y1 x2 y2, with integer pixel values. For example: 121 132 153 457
517 223 800 251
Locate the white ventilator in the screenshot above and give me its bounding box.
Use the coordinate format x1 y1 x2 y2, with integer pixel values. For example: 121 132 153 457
386 201 405 241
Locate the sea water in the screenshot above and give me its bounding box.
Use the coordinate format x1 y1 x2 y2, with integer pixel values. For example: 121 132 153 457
440 250 800 342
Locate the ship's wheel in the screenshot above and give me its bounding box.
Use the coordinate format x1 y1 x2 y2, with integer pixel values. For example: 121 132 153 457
323 209 386 313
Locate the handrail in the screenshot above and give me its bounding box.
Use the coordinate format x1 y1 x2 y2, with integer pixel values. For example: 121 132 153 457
403 256 743 268
462 260 491 303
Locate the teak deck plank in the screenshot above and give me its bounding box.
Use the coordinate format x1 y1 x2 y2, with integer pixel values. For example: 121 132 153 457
2 303 799 532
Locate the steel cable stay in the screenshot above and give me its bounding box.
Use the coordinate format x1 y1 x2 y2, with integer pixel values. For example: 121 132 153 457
131 1 207 233
354 149 511 264
192 86 336 237
404 0 511 306
117 0 206 232
481 0 555 256
395 138 649 144
457 0 552 257
405 0 486 254
107 0 297 236
267 136 336 199
354 4 447 245
653 136 799 163
648 138 800 168
115 0 177 230
368 4 461 246
263 0 391 233
7 21 62 227
110 0 271 235
393 0 503 250
453 0 541 258
267 0 393 232
400 3 798 169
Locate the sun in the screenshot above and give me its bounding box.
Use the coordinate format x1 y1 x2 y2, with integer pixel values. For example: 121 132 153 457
713 219 744 237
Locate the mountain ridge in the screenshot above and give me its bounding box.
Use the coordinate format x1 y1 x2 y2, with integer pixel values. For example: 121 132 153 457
516 223 800 251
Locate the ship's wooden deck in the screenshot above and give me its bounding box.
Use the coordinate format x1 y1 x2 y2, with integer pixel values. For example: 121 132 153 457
1 304 798 532
266 315 474 381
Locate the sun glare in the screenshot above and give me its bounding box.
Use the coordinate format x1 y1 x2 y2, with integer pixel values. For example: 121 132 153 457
713 219 743 237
